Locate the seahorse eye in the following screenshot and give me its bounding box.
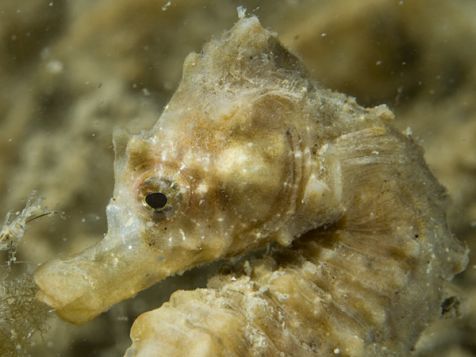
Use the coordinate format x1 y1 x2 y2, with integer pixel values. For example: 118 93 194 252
145 192 168 209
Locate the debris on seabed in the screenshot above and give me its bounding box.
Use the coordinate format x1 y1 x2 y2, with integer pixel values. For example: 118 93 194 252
0 192 52 258
161 1 172 12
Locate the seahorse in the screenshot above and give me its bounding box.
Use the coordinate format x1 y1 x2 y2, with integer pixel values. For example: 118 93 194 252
34 16 467 356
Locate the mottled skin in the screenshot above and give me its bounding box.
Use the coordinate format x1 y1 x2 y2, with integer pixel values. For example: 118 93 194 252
35 17 466 355
35 17 342 323
127 124 466 356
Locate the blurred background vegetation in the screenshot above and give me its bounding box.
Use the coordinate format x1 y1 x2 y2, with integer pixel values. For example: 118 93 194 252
0 0 474 355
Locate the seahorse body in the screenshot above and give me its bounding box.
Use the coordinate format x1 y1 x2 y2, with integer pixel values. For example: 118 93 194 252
34 16 466 356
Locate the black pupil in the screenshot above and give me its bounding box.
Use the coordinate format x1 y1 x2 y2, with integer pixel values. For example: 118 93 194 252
145 192 167 209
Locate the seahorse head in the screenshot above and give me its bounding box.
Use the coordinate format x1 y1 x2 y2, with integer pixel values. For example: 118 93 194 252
34 17 343 323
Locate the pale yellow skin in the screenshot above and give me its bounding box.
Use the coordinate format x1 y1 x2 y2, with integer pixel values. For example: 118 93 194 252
126 124 466 356
35 16 466 355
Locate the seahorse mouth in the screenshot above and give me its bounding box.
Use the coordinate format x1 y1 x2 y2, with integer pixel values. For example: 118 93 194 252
34 236 166 324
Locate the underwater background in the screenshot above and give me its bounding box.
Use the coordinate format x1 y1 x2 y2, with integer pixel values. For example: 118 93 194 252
0 0 475 355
